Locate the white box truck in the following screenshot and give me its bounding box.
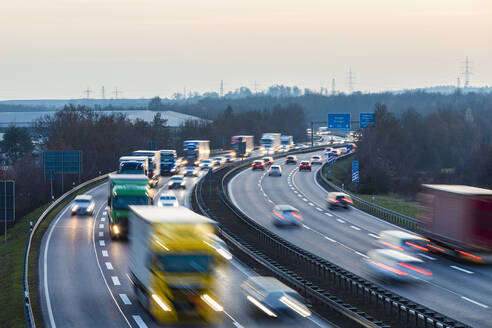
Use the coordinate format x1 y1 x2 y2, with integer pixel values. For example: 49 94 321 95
260 133 281 155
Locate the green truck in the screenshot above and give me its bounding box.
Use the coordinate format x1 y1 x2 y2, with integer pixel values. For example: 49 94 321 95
108 174 151 240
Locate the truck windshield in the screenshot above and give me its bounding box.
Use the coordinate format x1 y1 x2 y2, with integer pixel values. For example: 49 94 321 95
114 196 148 210
156 254 212 273
161 154 175 162
120 162 143 173
261 139 272 146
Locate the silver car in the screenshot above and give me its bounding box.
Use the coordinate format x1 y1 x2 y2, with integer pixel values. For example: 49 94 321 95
184 166 199 177
272 205 303 226
71 195 95 216
168 175 185 189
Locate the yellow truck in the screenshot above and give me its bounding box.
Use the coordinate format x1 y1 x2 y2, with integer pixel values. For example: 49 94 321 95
128 206 231 324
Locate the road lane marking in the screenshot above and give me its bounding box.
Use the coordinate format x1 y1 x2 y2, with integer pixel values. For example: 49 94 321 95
101 217 105 222
450 266 474 274
350 225 361 231
99 223 104 229
132 315 149 328
294 190 298 193
43 203 71 328
368 233 379 239
102 250 108 257
98 231 103 237
103 211 107 215
308 202 315 206
336 219 345 224
420 254 435 261
119 294 132 305
297 194 302 197
316 207 323 211
324 212 332 217
112 276 121 286
99 240 105 246
105 262 113 270
324 236 336 242
302 198 308 202
461 297 489 308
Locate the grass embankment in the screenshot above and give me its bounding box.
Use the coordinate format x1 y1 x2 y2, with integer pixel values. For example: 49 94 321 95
323 157 419 218
0 180 105 328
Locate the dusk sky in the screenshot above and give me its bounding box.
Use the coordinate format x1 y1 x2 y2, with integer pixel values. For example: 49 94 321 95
1 0 491 99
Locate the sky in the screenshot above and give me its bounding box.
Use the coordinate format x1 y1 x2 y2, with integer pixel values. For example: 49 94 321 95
1 0 491 100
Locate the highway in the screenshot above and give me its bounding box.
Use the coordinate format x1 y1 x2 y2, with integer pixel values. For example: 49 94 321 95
228 149 492 328
38 168 331 328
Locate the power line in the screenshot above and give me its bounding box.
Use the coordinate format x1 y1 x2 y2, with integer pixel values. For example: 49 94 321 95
112 87 121 99
220 80 224 97
84 87 92 99
347 68 355 94
462 56 472 88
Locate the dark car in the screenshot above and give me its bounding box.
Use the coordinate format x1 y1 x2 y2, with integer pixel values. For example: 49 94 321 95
285 155 297 164
263 157 274 166
252 160 265 170
299 160 311 171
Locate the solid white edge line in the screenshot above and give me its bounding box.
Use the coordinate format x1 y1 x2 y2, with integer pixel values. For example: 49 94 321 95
44 204 70 328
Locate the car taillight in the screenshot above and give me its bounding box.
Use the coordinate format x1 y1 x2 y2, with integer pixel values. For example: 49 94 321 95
373 261 408 276
405 241 428 252
398 262 432 276
290 212 303 220
273 211 285 219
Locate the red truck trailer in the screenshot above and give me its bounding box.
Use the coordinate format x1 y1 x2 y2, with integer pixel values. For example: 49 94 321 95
418 184 492 263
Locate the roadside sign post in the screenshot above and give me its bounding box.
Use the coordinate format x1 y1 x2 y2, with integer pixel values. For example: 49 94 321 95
0 181 15 243
43 151 82 197
352 160 359 183
327 153 334 165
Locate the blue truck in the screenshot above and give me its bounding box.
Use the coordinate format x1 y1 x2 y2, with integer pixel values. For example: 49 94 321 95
159 149 179 176
183 140 210 166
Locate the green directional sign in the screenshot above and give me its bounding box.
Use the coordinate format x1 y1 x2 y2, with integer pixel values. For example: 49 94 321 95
0 181 15 223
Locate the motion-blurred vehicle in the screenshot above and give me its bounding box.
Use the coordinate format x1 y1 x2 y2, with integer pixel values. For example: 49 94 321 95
252 160 265 170
268 165 282 177
71 195 95 216
241 276 311 318
285 155 297 164
129 206 230 325
183 140 210 166
260 133 282 155
157 193 179 207
327 192 352 209
324 147 334 154
223 153 235 163
272 205 303 226
231 135 254 157
298 160 312 171
330 149 341 156
262 157 274 166
378 230 430 253
184 166 199 177
310 155 322 165
199 159 213 170
418 184 492 263
212 156 225 166
365 249 432 282
280 135 294 152
168 175 185 189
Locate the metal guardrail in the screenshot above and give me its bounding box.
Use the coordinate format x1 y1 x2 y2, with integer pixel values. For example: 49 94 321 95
316 159 422 233
22 172 112 328
192 150 470 328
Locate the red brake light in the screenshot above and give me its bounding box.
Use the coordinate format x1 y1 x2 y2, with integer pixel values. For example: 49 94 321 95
456 250 483 261
398 262 432 276
273 211 285 219
380 241 404 252
373 261 408 276
290 212 303 220
427 243 446 252
405 241 428 252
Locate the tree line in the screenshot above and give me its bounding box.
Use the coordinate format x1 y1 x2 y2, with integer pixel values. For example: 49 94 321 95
0 103 307 219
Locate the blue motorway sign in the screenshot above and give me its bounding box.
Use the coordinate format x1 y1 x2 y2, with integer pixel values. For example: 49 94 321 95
327 152 334 164
0 181 15 222
328 114 351 131
352 160 359 183
360 112 375 128
43 151 82 180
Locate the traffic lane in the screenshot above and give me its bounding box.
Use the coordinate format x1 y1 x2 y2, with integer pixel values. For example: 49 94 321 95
292 160 492 307
97 190 327 327
39 182 130 328
260 157 492 326
233 167 492 327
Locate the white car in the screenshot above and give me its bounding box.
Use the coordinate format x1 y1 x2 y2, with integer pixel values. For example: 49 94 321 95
184 166 199 177
71 195 95 216
310 155 323 165
157 194 179 207
199 159 213 170
213 157 225 166
168 175 185 189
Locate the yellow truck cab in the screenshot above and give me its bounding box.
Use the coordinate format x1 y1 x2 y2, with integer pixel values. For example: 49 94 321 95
128 206 231 324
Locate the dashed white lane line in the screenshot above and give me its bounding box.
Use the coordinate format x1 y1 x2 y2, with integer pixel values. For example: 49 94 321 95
100 217 105 222
324 212 333 217
461 296 489 309
112 276 121 286
302 198 308 202
297 194 302 197
316 207 323 211
102 250 108 257
420 254 436 261
99 240 106 246
105 262 113 270
294 190 298 193
132 315 148 328
336 218 345 224
350 225 361 231
103 211 107 215
119 294 132 305
98 231 104 237
368 233 380 239
450 266 474 274
308 202 315 206
99 223 104 229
